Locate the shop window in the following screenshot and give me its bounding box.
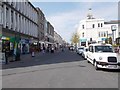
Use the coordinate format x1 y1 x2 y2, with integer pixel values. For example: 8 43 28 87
90 38 92 41
104 32 106 37
101 32 103 37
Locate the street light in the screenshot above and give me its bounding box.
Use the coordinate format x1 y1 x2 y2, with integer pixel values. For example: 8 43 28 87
111 25 117 45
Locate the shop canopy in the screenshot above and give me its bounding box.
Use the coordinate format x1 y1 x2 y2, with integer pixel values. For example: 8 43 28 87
10 37 20 43
1 36 20 43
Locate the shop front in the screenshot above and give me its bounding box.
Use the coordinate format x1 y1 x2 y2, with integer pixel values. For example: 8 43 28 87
1 36 11 54
1 36 15 63
20 39 30 54
80 38 87 46
116 37 120 45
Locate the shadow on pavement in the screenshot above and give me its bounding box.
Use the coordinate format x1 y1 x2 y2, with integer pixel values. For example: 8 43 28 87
2 50 85 69
101 69 120 72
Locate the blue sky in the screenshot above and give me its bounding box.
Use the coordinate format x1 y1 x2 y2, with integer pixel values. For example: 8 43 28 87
31 2 118 43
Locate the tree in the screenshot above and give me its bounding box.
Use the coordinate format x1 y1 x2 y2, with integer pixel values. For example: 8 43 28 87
71 32 80 46
108 37 112 45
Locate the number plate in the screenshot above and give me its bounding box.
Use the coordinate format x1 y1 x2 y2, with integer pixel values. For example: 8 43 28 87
108 65 117 68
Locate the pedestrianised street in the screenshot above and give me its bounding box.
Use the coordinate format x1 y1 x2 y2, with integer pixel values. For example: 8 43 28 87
2 50 119 88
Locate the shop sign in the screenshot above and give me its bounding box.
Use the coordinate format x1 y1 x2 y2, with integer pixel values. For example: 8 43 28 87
80 38 87 42
20 39 29 44
101 38 107 41
1 36 10 40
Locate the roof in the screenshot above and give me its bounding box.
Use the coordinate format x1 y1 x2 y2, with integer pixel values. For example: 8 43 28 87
104 20 120 24
89 43 112 46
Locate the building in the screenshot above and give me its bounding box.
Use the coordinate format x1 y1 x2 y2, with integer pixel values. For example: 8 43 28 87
36 7 45 50
54 31 64 48
1 1 38 55
44 21 54 48
77 8 118 47
104 20 119 44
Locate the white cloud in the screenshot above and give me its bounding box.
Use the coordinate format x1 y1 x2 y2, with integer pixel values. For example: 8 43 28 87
47 10 87 42
46 2 118 43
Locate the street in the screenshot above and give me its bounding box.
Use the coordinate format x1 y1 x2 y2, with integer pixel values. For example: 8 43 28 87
2 50 119 88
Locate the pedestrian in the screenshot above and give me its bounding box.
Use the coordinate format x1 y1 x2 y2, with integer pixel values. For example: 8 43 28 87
51 46 54 53
42 46 45 53
5 50 8 64
31 47 35 57
4 46 10 64
119 46 120 53
47 46 49 53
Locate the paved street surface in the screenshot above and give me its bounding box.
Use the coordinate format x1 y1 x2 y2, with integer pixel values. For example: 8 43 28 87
2 50 119 88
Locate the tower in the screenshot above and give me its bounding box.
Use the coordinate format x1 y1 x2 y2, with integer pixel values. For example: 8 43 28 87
87 8 94 19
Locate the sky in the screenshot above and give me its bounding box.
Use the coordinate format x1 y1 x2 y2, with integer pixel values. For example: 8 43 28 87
31 1 118 43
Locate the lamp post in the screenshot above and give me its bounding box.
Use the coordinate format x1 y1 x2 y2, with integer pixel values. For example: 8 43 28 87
111 25 117 45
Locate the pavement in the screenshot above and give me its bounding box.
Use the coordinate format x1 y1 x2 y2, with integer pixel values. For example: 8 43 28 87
1 50 120 88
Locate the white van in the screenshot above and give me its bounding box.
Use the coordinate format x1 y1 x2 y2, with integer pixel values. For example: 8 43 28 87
87 43 120 70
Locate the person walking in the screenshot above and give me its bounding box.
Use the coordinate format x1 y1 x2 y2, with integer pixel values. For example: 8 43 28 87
43 46 46 53
47 46 49 53
31 47 35 57
51 45 54 53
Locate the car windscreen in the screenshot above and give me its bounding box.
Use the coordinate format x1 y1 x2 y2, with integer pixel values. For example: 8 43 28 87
78 48 84 50
95 46 113 52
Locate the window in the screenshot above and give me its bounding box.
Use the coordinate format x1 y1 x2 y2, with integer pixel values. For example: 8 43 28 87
92 24 95 28
90 38 92 41
89 46 94 52
95 46 113 52
98 23 100 27
104 32 106 37
11 11 13 23
106 31 108 37
82 32 84 37
6 8 9 27
98 32 101 37
119 32 120 36
82 25 84 29
89 46 91 51
101 23 103 27
91 46 94 52
101 32 103 37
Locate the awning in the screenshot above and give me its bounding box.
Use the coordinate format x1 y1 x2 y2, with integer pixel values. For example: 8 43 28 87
1 36 10 40
80 38 87 42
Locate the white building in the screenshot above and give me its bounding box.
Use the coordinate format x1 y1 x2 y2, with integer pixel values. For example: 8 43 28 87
1 1 38 54
77 8 118 47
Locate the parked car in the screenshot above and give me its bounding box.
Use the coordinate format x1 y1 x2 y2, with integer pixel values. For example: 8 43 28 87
69 46 75 51
77 47 84 55
82 47 88 59
87 43 120 70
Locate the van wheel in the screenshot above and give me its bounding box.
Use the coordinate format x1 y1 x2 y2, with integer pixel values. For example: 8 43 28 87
94 61 99 70
87 60 90 63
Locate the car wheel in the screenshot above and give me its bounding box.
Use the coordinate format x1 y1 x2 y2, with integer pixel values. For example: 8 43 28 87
84 56 87 60
87 60 90 63
94 61 99 70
